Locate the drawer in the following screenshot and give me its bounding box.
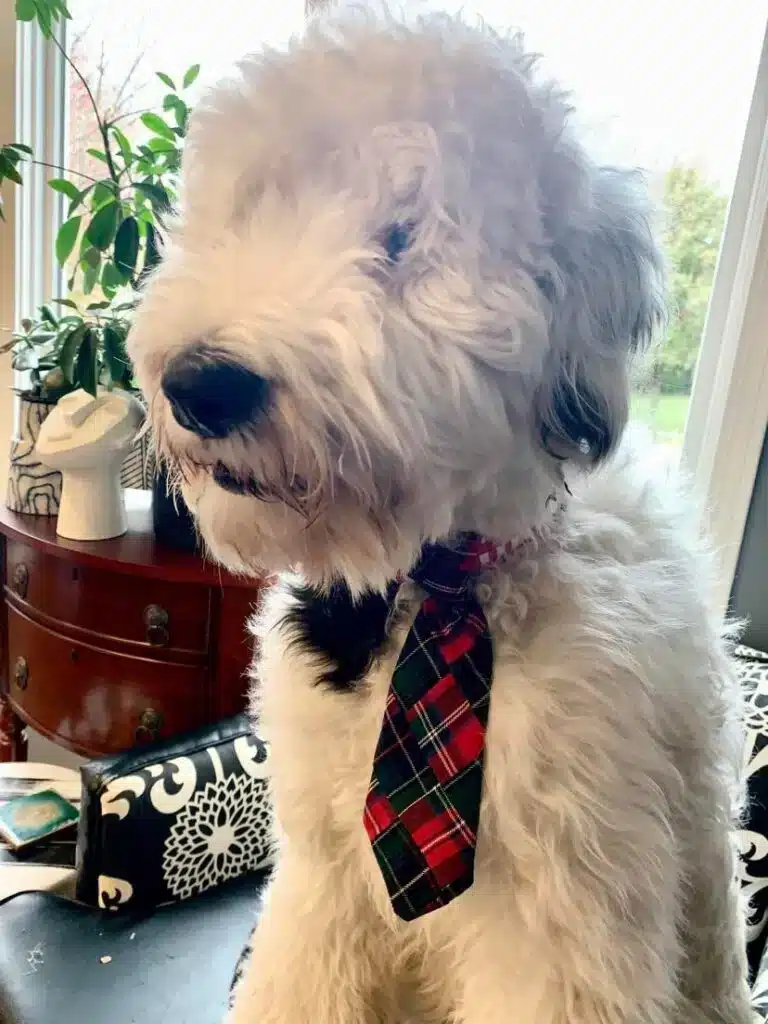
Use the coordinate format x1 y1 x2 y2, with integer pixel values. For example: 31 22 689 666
5 542 210 654
6 607 208 756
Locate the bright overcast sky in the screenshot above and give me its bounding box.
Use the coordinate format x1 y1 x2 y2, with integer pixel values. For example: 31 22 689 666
68 0 766 192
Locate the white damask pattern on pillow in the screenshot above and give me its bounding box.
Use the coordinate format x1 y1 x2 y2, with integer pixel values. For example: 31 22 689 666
163 773 273 901
735 645 768 1020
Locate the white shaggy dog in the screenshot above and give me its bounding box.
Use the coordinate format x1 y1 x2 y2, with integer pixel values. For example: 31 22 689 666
128 8 753 1022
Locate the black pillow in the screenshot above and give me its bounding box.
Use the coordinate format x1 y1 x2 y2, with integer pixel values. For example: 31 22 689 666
76 715 274 911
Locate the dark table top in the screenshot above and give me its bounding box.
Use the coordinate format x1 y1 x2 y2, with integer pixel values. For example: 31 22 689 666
0 491 259 588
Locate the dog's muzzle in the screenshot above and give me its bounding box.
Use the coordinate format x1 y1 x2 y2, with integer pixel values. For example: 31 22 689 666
161 343 272 439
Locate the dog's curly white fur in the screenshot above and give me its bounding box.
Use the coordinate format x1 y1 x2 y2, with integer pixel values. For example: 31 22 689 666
128 7 752 1022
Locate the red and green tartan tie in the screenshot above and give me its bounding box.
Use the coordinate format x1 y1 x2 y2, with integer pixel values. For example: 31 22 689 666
364 535 521 921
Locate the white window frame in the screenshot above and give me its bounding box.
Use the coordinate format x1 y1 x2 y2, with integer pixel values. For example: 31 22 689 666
682 22 768 615
0 2 17 337
5 8 768 616
14 19 68 322
0 2 18 484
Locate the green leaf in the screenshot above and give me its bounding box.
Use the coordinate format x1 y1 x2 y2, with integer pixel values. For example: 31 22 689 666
15 0 36 21
142 222 161 276
81 251 101 294
82 262 100 295
103 323 132 386
162 94 188 129
75 327 98 396
135 184 171 224
140 112 176 142
87 148 108 164
68 183 93 216
164 150 182 174
7 142 33 156
135 181 171 215
39 304 58 326
86 300 111 311
48 177 81 202
101 260 126 292
52 297 79 310
156 72 176 89
91 180 116 209
84 200 120 251
135 207 154 226
57 323 86 384
146 137 177 154
114 215 140 279
183 64 201 89
0 156 23 186
80 245 100 269
110 126 133 167
33 1 52 37
55 215 82 266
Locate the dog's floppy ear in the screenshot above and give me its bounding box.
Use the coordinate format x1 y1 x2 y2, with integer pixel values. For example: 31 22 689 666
535 167 665 465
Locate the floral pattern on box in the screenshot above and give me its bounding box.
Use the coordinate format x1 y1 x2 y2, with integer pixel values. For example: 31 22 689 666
76 716 274 911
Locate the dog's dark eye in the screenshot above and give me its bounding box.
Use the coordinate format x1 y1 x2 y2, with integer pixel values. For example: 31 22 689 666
382 223 412 263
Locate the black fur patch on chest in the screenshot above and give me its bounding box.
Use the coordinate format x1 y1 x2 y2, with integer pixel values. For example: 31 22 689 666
281 581 396 691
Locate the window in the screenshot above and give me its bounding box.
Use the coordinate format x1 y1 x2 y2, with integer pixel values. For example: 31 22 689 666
57 2 305 307
7 1 768 611
64 1 306 176
440 1 766 468
60 0 763 456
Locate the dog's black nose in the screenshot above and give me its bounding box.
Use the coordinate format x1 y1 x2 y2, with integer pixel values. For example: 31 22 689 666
161 345 271 439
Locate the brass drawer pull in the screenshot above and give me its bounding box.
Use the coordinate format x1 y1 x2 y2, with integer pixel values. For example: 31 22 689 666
12 564 29 600
135 708 163 743
144 604 170 646
14 656 28 691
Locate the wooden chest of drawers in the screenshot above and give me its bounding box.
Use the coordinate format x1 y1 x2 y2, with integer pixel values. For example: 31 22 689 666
0 492 265 760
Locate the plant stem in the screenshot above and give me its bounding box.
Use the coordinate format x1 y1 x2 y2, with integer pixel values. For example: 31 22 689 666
52 36 120 184
29 158 99 184
110 108 154 126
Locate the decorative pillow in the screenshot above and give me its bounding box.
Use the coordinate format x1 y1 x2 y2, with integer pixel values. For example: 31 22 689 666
735 645 768 987
754 949 768 1024
75 715 274 912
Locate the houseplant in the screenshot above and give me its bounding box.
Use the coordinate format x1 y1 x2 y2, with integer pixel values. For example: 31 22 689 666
1 0 199 534
0 299 145 512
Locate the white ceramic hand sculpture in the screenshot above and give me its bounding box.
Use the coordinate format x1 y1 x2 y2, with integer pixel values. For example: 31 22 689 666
35 388 146 541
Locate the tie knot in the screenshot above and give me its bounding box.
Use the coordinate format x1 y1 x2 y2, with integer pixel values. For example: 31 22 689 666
408 534 515 600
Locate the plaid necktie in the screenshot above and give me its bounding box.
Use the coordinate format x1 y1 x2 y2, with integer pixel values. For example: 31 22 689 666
364 534 524 921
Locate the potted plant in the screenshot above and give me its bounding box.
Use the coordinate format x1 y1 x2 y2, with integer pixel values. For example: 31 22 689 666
0 299 148 512
1 0 199 542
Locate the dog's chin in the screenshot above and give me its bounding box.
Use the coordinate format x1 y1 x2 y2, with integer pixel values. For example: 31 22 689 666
184 469 419 595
